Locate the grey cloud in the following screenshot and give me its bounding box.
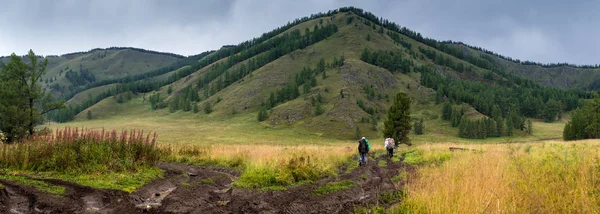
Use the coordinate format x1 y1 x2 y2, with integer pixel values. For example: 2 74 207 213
0 0 598 65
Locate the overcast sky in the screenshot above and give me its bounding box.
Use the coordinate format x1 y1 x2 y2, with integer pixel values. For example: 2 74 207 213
1 0 598 65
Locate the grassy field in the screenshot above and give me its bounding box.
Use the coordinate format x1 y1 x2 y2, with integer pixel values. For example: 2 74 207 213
391 140 600 213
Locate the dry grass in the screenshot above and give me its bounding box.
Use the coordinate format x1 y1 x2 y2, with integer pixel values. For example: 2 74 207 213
392 140 600 213
160 144 364 189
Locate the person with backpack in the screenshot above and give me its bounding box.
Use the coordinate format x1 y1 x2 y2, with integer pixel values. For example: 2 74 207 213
358 137 370 166
385 138 395 158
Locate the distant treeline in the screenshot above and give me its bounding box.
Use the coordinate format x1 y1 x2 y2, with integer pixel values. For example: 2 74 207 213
419 65 588 122
60 47 185 59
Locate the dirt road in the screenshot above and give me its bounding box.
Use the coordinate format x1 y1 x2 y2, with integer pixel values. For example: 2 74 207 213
0 155 412 213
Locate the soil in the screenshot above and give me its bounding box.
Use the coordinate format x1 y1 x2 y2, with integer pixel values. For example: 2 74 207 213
0 154 413 214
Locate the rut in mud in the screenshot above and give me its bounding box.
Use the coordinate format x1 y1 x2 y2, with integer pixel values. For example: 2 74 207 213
0 154 413 213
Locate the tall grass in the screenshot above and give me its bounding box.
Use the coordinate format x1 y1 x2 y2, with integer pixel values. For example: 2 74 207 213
0 127 159 173
392 141 600 213
159 144 357 188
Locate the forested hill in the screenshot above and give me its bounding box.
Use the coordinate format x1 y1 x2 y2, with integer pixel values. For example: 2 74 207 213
45 7 596 140
0 47 183 98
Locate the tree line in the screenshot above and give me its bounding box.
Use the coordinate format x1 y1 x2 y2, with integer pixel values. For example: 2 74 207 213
360 49 413 73
563 96 600 140
419 65 587 122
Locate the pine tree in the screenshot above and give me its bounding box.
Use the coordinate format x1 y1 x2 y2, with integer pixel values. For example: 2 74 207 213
257 107 268 121
458 117 468 138
314 103 324 116
371 114 377 131
383 92 412 146
506 117 513 136
317 58 326 73
87 110 92 120
203 102 213 114
192 103 199 113
0 50 64 142
496 118 504 137
526 119 533 134
414 118 424 135
442 102 452 120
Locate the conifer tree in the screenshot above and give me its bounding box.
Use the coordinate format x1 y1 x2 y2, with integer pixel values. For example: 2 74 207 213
257 106 268 121
383 92 412 146
0 50 64 143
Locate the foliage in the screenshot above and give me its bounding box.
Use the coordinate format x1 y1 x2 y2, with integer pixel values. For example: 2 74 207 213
169 85 201 112
203 102 213 114
419 65 585 122
383 92 412 146
257 106 268 122
0 50 64 142
360 49 412 73
563 96 600 140
414 118 424 135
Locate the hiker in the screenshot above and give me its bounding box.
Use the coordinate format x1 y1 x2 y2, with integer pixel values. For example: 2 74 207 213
385 138 395 158
358 137 370 166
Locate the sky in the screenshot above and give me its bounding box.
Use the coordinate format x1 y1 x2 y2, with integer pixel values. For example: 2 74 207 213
0 0 598 65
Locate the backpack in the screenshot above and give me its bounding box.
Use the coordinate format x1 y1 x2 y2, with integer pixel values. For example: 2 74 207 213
358 139 368 153
386 138 395 149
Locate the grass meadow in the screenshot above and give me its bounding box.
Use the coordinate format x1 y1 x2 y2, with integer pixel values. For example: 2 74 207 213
391 141 600 213
29 98 600 212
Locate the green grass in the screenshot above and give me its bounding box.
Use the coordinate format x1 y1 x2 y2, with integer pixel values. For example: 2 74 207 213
359 173 368 181
392 170 410 183
25 167 163 193
0 128 162 193
313 180 356 196
377 160 387 167
260 185 287 191
353 205 386 214
401 149 452 166
380 190 405 204
200 178 215 184
0 175 65 194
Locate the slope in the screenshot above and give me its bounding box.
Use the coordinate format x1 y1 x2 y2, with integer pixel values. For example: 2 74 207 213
60 7 588 143
0 47 183 98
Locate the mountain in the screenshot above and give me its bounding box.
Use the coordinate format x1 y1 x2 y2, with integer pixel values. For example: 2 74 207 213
46 7 595 140
0 47 184 100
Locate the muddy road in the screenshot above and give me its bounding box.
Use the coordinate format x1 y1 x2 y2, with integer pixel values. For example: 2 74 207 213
0 155 412 213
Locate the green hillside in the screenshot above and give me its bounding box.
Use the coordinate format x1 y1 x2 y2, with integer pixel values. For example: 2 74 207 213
48 7 595 142
0 47 183 98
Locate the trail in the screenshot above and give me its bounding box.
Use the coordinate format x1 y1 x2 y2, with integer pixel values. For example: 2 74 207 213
0 154 412 213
